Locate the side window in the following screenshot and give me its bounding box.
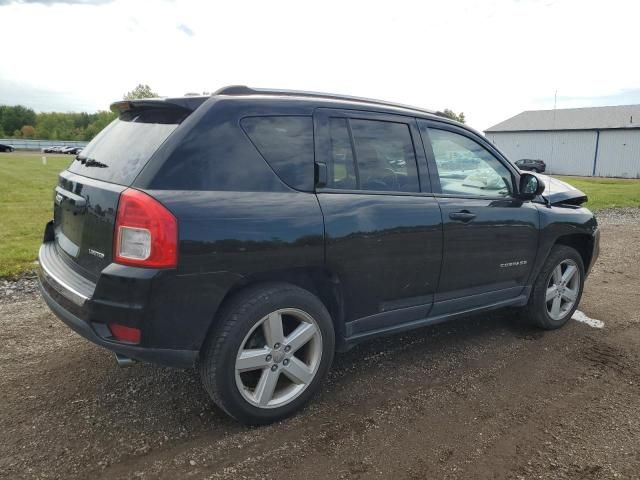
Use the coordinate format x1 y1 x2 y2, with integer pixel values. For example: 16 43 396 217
241 116 314 191
328 118 357 189
326 117 420 193
427 128 513 197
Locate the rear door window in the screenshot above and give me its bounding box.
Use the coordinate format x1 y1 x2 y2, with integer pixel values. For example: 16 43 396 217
67 108 186 185
241 116 314 191
326 117 420 193
328 117 357 189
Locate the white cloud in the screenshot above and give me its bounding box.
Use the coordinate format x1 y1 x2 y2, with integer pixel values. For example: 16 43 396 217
0 0 638 130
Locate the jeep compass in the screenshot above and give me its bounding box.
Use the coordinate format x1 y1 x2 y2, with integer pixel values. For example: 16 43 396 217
38 86 599 424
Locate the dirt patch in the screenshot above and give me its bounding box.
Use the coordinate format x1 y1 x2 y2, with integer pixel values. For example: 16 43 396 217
1 213 639 479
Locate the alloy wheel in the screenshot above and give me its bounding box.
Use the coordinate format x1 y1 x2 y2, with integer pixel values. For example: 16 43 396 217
545 259 580 321
234 308 323 409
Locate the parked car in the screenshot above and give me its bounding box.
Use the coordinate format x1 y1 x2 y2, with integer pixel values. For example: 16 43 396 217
0 143 15 152
38 86 599 424
61 146 84 155
515 158 546 173
43 146 62 153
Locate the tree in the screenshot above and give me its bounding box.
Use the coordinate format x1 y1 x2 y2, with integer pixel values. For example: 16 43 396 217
0 105 117 141
123 84 159 100
439 109 466 123
0 105 37 136
83 111 117 140
21 125 35 138
35 112 76 140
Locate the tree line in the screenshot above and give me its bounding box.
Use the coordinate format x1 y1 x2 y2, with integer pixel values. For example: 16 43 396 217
0 106 117 141
0 84 160 141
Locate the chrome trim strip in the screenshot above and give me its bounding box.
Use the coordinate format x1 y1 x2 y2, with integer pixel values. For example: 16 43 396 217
38 245 89 306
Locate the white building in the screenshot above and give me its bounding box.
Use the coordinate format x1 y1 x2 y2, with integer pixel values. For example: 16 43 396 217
485 105 640 178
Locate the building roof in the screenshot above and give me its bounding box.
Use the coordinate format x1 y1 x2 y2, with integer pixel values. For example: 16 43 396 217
486 104 640 132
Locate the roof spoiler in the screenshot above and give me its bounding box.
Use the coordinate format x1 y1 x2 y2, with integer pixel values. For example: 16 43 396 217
110 96 208 114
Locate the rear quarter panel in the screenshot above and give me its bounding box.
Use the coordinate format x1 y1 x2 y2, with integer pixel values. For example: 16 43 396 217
144 190 325 347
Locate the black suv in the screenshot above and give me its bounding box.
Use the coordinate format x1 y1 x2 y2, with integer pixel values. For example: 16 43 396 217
515 158 546 173
38 86 599 424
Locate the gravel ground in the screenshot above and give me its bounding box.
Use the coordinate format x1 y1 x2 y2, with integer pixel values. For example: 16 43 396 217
1 209 639 479
595 207 640 225
0 274 38 302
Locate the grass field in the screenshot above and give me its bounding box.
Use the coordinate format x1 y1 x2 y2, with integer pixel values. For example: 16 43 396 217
1 152 639 278
0 153 72 278
555 176 640 211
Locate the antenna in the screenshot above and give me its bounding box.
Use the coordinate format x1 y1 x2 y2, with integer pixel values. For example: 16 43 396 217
549 89 557 167
545 89 558 205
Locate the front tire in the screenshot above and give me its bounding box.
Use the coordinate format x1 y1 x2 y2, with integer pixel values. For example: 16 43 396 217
199 283 335 425
524 245 584 329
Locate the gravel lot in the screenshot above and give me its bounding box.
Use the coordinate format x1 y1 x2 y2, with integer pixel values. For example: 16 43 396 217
1 209 639 480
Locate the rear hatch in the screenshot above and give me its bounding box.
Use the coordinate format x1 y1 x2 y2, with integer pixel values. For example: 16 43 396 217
53 103 193 279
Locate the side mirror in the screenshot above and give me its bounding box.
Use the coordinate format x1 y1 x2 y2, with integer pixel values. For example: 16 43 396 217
518 173 545 200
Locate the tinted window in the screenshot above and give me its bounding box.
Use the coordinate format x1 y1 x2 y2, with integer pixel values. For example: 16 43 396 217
328 117 357 189
241 116 314 191
327 118 420 193
427 128 513 197
67 109 185 185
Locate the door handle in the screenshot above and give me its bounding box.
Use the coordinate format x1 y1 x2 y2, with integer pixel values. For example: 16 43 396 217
449 210 476 222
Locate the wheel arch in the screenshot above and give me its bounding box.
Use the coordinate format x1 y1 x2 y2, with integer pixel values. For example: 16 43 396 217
554 233 594 273
200 267 347 355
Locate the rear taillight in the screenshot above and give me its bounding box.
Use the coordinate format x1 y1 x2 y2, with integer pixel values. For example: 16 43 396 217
114 188 177 268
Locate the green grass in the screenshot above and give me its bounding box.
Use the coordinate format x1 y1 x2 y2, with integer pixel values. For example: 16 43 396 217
555 176 640 211
0 152 71 278
1 153 639 278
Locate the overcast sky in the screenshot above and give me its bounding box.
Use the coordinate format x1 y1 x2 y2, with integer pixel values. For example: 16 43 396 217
1 0 639 131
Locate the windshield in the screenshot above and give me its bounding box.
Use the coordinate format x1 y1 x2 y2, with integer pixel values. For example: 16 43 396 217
67 108 186 185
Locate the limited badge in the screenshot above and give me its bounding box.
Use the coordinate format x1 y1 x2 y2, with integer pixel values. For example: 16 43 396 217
88 248 105 259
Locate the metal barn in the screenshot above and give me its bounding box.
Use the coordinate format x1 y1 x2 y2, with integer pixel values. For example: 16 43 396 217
485 105 640 178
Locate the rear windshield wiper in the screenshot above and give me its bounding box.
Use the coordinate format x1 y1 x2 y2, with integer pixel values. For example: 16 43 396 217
75 155 108 168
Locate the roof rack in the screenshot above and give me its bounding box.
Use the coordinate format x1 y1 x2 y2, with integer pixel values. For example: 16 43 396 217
213 85 436 116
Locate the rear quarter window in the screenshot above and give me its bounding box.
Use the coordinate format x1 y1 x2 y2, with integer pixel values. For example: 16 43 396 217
240 116 314 191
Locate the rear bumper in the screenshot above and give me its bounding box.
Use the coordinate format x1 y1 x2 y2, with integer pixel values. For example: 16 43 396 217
38 242 199 368
38 280 197 367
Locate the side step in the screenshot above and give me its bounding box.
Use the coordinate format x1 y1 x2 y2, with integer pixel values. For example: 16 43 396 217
114 353 136 368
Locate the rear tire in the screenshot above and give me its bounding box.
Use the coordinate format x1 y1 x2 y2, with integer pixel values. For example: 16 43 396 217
523 245 584 329
199 282 335 425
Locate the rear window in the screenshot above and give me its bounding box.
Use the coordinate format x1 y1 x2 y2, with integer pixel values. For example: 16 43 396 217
240 116 314 191
67 108 186 185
